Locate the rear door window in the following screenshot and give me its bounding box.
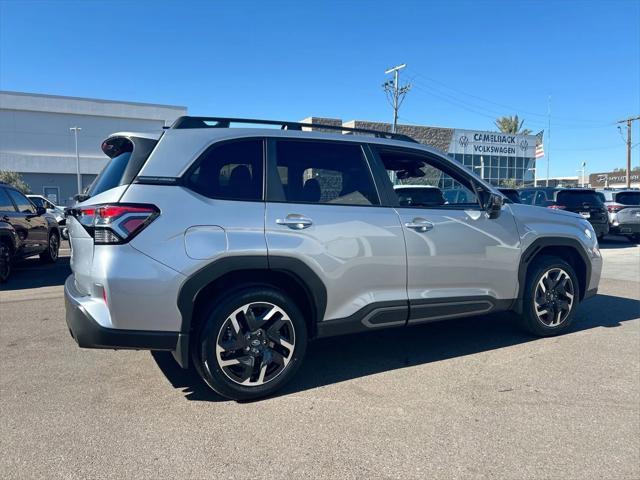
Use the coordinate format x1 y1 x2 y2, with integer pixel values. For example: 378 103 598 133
556 190 604 207
0 188 16 212
614 192 640 205
270 140 379 206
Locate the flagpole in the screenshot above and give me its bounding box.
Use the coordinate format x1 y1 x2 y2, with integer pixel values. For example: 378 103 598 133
546 95 551 186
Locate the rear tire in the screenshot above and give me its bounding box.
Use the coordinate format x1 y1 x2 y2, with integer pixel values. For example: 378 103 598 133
40 231 59 263
0 242 11 283
518 255 580 337
192 286 307 401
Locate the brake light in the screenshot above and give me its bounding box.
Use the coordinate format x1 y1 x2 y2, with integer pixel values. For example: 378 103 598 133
607 203 624 213
75 204 159 244
547 204 566 210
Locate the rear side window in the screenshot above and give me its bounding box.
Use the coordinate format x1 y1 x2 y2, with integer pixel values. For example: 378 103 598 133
556 190 603 206
614 192 640 205
186 139 264 201
7 189 35 214
271 140 379 206
0 188 16 212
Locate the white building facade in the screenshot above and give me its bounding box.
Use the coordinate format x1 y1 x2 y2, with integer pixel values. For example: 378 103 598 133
0 91 186 205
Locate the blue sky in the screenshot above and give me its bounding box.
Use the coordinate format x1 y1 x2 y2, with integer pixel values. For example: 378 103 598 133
1 0 638 177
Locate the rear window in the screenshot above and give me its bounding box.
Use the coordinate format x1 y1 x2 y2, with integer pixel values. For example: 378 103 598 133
87 152 132 197
86 137 158 198
556 190 603 207
614 192 640 205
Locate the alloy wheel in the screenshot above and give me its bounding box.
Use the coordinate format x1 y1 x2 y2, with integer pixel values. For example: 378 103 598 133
534 268 575 327
215 302 296 386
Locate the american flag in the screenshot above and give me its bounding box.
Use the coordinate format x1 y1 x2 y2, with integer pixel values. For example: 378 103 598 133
535 130 545 158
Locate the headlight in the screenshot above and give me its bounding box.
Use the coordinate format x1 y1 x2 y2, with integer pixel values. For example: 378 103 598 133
584 227 593 240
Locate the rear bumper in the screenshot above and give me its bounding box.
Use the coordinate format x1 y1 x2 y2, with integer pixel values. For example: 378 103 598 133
64 274 179 351
610 223 640 235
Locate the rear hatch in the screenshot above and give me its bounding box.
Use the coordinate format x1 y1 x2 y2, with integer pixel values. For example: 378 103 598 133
612 191 640 226
555 190 608 224
67 134 160 295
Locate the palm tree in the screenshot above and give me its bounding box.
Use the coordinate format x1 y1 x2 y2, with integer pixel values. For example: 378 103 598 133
494 115 531 135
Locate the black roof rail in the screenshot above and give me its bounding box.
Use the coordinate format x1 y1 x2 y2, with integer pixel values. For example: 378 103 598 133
170 116 418 143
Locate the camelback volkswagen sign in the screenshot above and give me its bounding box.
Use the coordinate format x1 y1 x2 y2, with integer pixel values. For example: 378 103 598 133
449 129 537 158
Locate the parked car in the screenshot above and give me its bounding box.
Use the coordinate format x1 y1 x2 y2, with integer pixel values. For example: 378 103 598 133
27 194 69 240
64 116 602 400
0 182 61 282
597 189 640 242
518 187 609 240
498 188 521 203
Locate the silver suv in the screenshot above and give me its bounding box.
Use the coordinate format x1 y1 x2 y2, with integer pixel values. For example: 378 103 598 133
64 117 602 400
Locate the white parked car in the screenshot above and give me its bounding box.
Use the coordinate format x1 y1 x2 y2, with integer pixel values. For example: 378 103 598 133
27 195 68 240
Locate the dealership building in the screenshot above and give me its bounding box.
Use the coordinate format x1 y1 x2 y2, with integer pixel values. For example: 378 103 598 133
302 117 538 186
1 91 538 206
0 91 186 205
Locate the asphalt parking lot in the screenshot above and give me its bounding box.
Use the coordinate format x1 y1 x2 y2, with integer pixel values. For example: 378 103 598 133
1 238 639 479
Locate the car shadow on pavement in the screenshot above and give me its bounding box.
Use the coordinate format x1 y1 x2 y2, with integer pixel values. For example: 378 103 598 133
152 293 640 403
598 235 638 249
1 257 71 291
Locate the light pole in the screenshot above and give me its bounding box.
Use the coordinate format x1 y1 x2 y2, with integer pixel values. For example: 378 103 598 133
70 127 82 194
577 161 586 187
474 156 485 180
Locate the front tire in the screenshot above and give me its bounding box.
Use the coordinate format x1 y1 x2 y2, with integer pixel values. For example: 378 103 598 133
519 255 580 336
193 286 308 401
40 231 59 263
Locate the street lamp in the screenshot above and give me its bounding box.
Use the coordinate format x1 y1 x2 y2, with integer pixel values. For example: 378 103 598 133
70 127 82 195
473 156 485 180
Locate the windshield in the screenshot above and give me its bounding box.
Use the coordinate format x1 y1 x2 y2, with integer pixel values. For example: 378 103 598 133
87 152 132 197
614 192 640 205
556 190 603 207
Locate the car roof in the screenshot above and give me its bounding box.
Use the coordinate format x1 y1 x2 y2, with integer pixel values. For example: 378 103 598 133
137 127 458 178
393 185 440 189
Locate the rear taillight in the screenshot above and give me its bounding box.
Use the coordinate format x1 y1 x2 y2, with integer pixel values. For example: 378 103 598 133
547 204 566 210
75 204 159 244
607 203 624 213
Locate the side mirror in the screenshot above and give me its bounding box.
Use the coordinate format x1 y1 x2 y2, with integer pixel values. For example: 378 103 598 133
73 193 90 203
486 193 503 219
36 206 47 216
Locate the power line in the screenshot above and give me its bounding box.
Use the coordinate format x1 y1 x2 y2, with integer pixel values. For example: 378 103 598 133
406 68 612 127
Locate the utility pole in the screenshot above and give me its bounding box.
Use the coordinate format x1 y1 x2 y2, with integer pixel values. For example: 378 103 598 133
70 127 82 194
383 64 411 133
616 116 639 188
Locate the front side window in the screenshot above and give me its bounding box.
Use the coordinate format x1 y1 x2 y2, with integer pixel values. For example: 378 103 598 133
7 189 35 214
186 139 264 201
377 147 479 208
0 188 16 212
271 140 379 206
29 196 45 209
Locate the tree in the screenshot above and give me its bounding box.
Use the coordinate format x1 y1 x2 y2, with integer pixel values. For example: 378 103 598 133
499 178 519 188
494 115 531 135
0 170 30 194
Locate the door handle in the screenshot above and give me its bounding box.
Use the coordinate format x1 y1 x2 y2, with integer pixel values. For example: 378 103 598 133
405 218 434 233
276 214 313 230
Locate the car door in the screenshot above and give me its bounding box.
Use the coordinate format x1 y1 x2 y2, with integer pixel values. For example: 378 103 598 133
6 189 48 252
372 145 522 324
264 138 408 329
